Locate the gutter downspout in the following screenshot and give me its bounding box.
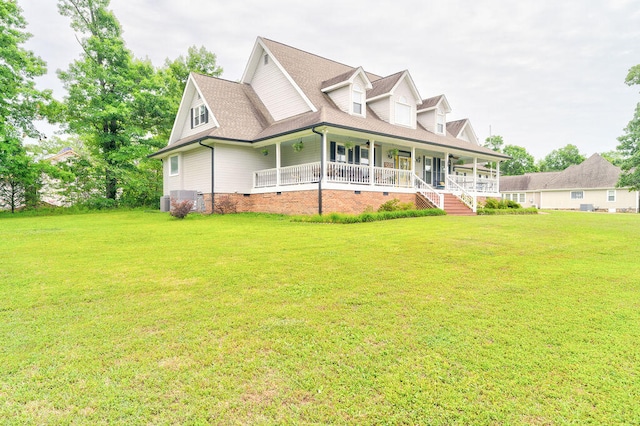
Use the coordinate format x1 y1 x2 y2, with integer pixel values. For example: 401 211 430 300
311 126 324 215
199 141 215 213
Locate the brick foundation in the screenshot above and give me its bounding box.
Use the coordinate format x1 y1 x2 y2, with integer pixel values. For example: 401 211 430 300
203 190 418 215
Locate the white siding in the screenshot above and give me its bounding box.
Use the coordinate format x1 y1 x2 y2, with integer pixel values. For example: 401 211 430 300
327 86 350 113
540 189 638 211
391 81 417 128
417 110 435 132
215 144 271 193
183 148 211 193
281 140 320 166
369 98 391 123
250 54 311 121
164 155 183 195
177 92 216 140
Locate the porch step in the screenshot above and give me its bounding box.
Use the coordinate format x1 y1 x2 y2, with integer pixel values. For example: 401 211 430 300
443 193 476 216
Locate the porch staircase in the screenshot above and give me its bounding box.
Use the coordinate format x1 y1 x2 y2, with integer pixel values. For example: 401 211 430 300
442 193 476 216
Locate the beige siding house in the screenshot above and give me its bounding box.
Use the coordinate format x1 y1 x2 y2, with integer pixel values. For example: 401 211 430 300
500 154 639 212
150 37 508 215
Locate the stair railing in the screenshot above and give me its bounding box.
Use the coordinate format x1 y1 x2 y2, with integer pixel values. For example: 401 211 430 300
446 176 477 212
413 175 443 209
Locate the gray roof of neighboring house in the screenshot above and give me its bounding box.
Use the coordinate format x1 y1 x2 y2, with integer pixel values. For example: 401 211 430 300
500 154 623 191
154 37 508 159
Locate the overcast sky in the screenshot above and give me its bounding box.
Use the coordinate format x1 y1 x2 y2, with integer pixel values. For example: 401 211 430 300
20 0 640 160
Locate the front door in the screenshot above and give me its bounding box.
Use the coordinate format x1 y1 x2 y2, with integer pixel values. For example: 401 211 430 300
396 155 411 186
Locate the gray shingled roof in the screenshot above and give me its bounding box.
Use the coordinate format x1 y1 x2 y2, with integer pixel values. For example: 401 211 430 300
446 119 467 138
366 71 404 99
321 68 358 90
500 154 622 191
153 37 508 160
418 95 444 111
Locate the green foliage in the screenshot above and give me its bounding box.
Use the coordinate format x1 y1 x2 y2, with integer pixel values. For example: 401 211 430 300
617 64 640 190
477 207 538 215
601 150 625 167
484 135 504 152
538 144 586 171
377 198 415 212
482 198 522 209
1 211 639 423
501 144 538 175
0 138 42 212
293 208 445 223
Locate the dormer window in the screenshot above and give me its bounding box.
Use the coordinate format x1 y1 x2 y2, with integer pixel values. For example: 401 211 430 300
191 104 208 128
436 111 445 134
395 96 411 127
353 84 364 115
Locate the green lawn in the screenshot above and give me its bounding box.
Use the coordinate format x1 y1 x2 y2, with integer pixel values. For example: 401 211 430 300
1 210 639 424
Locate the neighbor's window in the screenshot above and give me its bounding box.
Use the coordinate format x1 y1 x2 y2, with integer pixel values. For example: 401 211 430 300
353 84 364 115
571 191 584 200
395 96 411 126
192 104 208 128
607 190 616 202
169 155 179 176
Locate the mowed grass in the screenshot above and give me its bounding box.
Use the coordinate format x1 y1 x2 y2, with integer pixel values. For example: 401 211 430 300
1 210 639 424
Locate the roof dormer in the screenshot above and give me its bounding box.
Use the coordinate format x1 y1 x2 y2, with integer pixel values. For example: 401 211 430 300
446 118 479 145
417 94 452 135
367 70 421 128
321 67 372 117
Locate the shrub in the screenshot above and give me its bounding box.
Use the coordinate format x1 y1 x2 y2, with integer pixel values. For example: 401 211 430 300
477 207 538 215
170 199 193 219
481 198 522 210
214 195 238 214
377 199 415 212
291 208 446 224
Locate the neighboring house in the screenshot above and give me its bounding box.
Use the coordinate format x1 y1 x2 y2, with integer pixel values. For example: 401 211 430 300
41 147 77 207
500 154 640 212
150 37 508 215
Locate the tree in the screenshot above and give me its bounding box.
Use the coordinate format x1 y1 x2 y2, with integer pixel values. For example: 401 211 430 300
57 0 165 202
601 150 625 167
617 64 640 190
0 0 52 211
538 144 586 172
484 135 504 152
501 145 538 176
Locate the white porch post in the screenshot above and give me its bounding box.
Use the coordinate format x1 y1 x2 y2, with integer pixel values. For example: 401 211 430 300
473 157 478 193
496 161 501 193
369 140 375 186
444 152 449 189
276 142 281 187
321 131 327 184
411 146 415 174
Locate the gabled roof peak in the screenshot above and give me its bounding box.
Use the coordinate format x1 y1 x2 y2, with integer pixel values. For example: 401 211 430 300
321 66 373 92
418 94 452 113
367 70 421 102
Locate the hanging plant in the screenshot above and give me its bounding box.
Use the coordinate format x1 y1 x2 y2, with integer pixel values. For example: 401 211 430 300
293 140 304 152
261 148 269 156
388 148 399 158
344 141 353 150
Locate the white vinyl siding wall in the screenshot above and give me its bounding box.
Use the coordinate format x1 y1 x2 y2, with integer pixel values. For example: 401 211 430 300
540 189 638 210
417 110 436 132
250 54 311 121
182 148 211 193
327 86 350 114
281 140 320 167
368 98 390 123
392 83 417 128
215 144 271 193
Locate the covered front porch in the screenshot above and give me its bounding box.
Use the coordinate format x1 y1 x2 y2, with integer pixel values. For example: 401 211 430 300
251 128 502 212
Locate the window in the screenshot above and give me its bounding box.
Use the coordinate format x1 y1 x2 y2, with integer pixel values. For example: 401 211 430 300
395 96 411 126
436 111 445 134
571 191 584 200
263 54 269 65
191 104 208 128
360 147 369 165
353 84 363 115
607 190 616 202
336 144 346 163
169 155 179 176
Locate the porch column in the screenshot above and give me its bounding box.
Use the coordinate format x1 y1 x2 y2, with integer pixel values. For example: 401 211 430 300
276 142 281 187
369 140 375 186
473 157 478 193
411 147 415 175
321 131 327 184
444 151 449 189
496 161 500 193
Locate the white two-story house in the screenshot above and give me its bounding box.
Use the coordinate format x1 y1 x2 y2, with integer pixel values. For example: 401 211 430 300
150 37 508 215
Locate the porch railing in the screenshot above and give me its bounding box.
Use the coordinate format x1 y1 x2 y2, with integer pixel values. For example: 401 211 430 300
327 162 370 184
373 166 413 188
255 162 320 188
446 176 476 212
452 176 498 193
413 175 443 209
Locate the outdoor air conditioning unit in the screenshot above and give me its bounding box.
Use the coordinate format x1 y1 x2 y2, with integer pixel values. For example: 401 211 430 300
160 196 170 212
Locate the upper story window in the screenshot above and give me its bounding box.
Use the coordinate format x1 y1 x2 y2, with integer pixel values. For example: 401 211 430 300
395 96 411 127
436 111 445 134
191 104 208 128
169 155 179 176
353 84 364 115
